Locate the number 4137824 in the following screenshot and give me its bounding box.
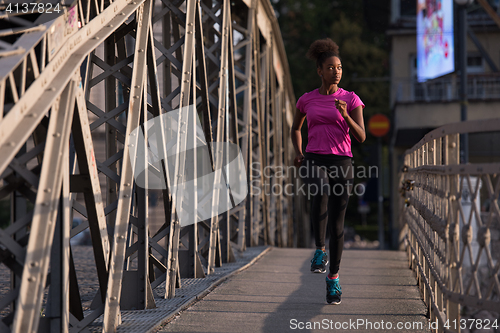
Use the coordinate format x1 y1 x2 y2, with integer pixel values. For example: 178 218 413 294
5 3 61 14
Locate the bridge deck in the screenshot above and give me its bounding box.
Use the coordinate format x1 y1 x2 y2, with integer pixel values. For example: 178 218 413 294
158 248 430 332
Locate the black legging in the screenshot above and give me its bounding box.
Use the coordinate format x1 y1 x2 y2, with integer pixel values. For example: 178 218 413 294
299 152 353 275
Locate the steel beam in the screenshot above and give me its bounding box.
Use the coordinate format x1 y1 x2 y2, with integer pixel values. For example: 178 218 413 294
103 0 153 329
13 76 77 333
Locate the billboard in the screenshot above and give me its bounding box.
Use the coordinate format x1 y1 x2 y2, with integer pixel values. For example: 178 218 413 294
417 0 455 82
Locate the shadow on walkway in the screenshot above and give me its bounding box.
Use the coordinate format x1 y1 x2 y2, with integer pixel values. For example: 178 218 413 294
261 249 430 333
159 248 430 333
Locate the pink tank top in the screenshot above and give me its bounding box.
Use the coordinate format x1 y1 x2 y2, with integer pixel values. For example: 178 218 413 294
296 88 364 157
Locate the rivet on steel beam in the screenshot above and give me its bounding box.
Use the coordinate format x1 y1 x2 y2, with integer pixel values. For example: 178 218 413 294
8 142 15 147
121 12 126 15
94 37 100 40
108 24 114 28
124 194 129 198
44 189 51 193
125 183 131 186
111 296 117 300
30 262 37 267
28 277 36 282
119 235 125 239
53 133 61 137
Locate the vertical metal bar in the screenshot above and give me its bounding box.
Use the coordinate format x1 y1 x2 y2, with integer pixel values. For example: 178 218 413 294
377 136 385 249
224 7 239 262
270 41 283 247
103 1 153 329
12 77 77 333
0 78 5 119
56 140 72 333
262 43 273 247
10 143 27 315
242 1 255 249
188 40 203 275
162 2 171 101
146 22 174 281
207 0 230 274
105 33 118 236
165 0 197 299
73 86 111 302
458 4 468 164
446 133 461 332
252 12 267 246
136 83 149 310
20 59 26 96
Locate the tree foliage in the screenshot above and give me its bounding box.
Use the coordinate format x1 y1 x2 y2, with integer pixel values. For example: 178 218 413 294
273 0 392 228
273 0 391 159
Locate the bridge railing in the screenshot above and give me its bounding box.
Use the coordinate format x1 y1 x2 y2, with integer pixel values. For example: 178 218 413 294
400 118 500 332
0 0 297 332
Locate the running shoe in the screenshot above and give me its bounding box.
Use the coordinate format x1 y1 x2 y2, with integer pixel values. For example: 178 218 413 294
310 249 328 273
326 276 342 305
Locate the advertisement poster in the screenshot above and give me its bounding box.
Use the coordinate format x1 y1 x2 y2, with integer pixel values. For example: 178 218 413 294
417 0 455 82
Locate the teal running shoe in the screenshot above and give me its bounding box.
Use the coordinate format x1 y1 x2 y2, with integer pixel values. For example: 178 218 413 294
310 249 328 273
326 276 342 304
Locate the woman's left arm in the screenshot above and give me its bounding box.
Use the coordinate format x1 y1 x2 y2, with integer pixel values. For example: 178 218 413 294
335 99 365 143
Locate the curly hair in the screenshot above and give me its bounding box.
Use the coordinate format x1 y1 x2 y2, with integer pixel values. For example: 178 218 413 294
306 38 340 68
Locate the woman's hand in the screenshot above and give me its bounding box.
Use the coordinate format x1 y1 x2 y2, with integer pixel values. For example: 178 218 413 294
294 154 305 168
335 99 348 119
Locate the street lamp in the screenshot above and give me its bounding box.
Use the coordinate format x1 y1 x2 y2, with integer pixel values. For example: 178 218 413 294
455 0 472 163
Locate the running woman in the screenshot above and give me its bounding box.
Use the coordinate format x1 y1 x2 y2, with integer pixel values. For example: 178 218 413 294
291 38 366 305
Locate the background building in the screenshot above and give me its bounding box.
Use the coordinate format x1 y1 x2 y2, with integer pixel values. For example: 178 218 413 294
388 0 500 247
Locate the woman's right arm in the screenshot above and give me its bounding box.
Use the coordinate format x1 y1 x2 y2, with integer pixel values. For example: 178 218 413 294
291 109 306 167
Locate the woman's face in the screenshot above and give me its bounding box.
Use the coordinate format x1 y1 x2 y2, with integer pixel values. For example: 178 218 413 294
319 56 342 85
